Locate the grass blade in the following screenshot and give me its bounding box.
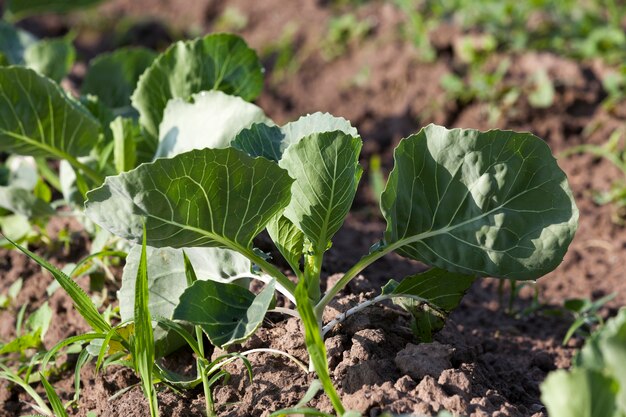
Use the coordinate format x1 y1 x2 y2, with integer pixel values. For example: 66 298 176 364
295 380 324 408
0 364 50 415
41 333 104 370
73 349 91 404
295 279 345 416
40 373 68 417
5 236 111 333
96 328 118 373
133 225 159 416
69 250 127 277
269 408 334 417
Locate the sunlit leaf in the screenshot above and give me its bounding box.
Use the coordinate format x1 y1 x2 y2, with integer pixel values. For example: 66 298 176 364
232 112 358 162
541 369 618 417
279 131 362 252
267 215 304 273
24 36 75 83
85 147 293 251
381 124 578 280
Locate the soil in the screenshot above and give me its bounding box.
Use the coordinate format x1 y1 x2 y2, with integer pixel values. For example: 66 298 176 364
2 0 626 416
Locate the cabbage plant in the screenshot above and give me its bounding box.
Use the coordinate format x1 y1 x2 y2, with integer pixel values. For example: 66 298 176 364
85 116 578 415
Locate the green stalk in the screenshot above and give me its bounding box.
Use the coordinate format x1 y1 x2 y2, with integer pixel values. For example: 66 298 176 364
315 216 492 316
240 247 296 295
183 252 215 417
35 157 62 192
304 252 323 304
314 243 397 317
196 327 216 417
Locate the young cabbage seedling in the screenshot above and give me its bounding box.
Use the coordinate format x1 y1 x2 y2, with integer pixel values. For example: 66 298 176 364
85 118 578 415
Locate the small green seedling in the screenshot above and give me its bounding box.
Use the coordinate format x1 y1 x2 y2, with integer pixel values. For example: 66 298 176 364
5 234 164 416
0 277 22 309
0 287 64 417
541 308 626 417
562 293 617 346
322 13 374 60
562 128 626 224
0 301 52 358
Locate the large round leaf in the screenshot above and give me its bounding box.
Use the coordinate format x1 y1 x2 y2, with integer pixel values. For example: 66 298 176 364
0 67 100 159
85 147 293 250
131 33 263 138
381 124 578 280
231 113 360 262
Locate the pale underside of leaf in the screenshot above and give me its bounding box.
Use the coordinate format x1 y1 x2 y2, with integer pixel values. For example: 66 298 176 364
5 155 39 190
121 248 249 318
119 245 251 325
156 91 269 158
